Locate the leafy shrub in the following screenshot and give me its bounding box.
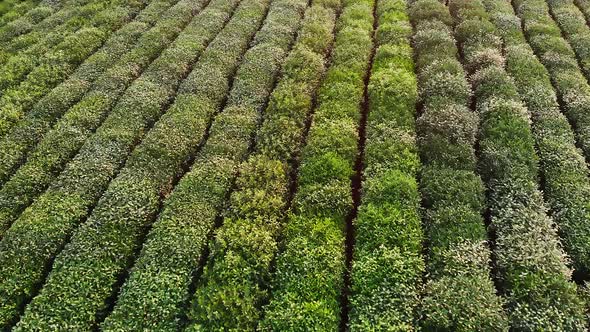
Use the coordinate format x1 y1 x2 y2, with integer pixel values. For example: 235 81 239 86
451 0 587 329
15 0 272 329
0 0 200 237
512 0 590 159
486 0 590 277
185 1 339 330
0 0 242 328
410 0 507 330
0 0 148 136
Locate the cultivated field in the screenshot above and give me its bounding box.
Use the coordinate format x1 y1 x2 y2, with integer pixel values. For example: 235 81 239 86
0 0 589 330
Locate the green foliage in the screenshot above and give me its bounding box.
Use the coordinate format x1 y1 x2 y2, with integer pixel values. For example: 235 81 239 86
0 0 588 330
511 0 590 159
450 0 587 329
0 0 40 28
283 0 426 329
546 0 590 76
575 0 590 21
14 0 272 329
260 216 344 332
410 0 508 330
0 0 244 328
408 0 453 26
0 0 192 238
417 103 478 169
486 0 590 277
255 0 375 330
0 0 114 82
0 1 58 44
0 0 149 137
421 242 507 331
187 2 340 329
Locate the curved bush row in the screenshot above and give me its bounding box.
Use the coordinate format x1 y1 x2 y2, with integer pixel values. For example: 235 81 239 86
408 0 508 330
0 0 98 65
14 0 271 329
0 0 149 137
0 0 68 36
0 0 115 91
0 0 181 185
259 0 373 330
546 0 590 80
0 0 40 28
0 0 60 44
0 0 240 327
575 0 590 22
345 0 424 329
0 0 34 16
100 0 310 329
0 0 198 237
511 0 590 161
449 0 587 329
483 0 590 280
185 1 339 330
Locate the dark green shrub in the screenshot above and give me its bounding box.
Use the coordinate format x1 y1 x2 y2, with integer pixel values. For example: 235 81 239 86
0 0 202 237
484 0 590 287
0 0 151 136
0 0 243 328
451 0 587 329
186 2 339 330
411 1 508 329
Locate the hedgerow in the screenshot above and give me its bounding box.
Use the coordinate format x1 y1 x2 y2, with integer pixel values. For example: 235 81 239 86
546 0 590 80
449 0 587 329
337 0 424 329
483 0 590 282
0 0 198 237
185 1 340 330
14 0 271 329
0 0 148 137
0 0 181 186
0 0 32 16
259 0 373 330
575 0 590 22
409 0 508 330
0 0 116 91
0 0 40 28
101 0 309 329
0 1 59 44
511 0 590 161
0 1 61 51
0 0 101 65
0 0 240 327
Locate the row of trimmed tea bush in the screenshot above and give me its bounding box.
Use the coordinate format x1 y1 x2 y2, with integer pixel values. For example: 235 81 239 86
0 0 182 185
575 0 590 22
13 0 271 329
0 0 35 17
450 0 587 329
0 0 115 91
347 0 424 329
511 0 590 161
483 0 590 281
185 0 340 330
259 0 373 329
100 0 310 329
0 0 198 237
0 0 40 28
0 0 149 136
409 0 508 330
0 0 99 65
546 0 590 80
0 0 59 44
0 0 240 328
